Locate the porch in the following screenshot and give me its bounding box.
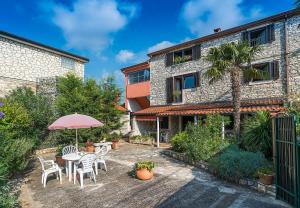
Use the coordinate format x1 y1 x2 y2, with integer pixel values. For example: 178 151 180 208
133 98 286 147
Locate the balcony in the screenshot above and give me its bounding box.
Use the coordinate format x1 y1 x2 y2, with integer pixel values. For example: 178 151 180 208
126 81 150 99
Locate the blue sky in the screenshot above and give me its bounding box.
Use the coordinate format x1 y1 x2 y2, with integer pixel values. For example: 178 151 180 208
0 0 296 92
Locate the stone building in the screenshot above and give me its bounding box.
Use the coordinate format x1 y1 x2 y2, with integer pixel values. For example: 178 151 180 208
122 9 300 146
0 30 89 98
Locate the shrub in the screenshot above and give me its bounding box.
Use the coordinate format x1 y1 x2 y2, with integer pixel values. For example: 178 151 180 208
241 111 272 158
171 132 188 153
134 161 155 171
0 185 17 208
0 138 34 175
170 114 230 161
209 145 268 181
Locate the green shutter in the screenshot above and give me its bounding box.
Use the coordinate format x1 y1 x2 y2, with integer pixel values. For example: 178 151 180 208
266 24 275 43
192 45 201 60
241 31 249 42
166 52 174 67
166 77 174 103
271 60 279 80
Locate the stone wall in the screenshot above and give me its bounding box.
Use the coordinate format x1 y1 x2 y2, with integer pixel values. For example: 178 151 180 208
150 15 300 106
0 76 36 97
0 36 85 97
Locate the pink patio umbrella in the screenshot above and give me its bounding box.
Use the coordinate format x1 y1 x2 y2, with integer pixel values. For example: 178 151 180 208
48 113 104 149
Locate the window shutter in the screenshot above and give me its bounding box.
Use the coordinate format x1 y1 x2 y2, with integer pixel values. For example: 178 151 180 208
166 53 174 67
166 77 174 103
194 71 201 87
271 60 279 80
241 31 249 42
192 45 201 60
266 24 275 43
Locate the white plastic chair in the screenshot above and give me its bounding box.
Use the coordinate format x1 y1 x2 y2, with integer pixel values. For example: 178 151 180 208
38 156 62 188
62 145 77 176
74 154 97 188
94 145 109 175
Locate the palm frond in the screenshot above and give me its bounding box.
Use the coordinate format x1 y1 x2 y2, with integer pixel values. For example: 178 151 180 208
295 0 300 8
204 66 225 84
243 66 270 81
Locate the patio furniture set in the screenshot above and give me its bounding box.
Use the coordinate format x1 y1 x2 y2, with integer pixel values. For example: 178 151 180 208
38 143 109 188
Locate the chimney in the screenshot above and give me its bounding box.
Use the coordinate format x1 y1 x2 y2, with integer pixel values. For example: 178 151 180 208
214 28 221 33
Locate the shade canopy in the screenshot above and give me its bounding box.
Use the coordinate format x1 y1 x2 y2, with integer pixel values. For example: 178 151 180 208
48 113 103 130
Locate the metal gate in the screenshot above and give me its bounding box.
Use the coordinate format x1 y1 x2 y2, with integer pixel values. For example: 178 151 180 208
274 115 299 207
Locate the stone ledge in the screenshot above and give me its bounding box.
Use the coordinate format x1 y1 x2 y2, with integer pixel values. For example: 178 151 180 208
162 149 276 196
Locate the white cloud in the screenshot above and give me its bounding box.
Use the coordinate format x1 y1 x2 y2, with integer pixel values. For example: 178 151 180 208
49 0 138 52
147 41 175 53
116 50 135 62
181 0 251 36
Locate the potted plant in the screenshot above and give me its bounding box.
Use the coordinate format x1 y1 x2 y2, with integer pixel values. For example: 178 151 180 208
134 161 155 180
256 166 274 185
55 145 65 167
111 138 120 150
86 140 94 152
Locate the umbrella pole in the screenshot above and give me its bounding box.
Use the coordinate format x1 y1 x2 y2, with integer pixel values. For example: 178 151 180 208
76 129 78 151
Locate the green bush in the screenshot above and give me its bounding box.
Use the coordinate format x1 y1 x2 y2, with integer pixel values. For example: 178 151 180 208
0 185 17 208
171 114 230 161
134 161 155 171
241 111 272 158
209 145 268 181
171 132 188 153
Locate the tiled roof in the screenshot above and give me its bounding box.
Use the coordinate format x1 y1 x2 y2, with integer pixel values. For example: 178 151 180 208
134 98 286 116
135 115 157 121
116 105 128 112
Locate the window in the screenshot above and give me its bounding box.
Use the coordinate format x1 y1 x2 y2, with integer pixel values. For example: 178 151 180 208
128 68 150 84
166 72 200 103
244 61 279 83
242 24 275 46
61 57 75 70
166 45 201 66
183 74 196 89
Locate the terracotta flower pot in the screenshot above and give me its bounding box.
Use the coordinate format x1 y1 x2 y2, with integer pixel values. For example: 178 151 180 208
55 155 65 167
112 141 119 150
259 173 274 185
86 145 94 152
136 168 154 180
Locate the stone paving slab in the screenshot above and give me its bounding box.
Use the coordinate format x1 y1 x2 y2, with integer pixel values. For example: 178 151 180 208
19 142 291 208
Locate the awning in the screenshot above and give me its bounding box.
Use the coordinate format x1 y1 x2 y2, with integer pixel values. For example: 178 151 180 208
133 98 286 117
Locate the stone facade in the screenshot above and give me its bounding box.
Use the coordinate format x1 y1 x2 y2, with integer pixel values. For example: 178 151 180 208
150 15 300 106
0 35 86 98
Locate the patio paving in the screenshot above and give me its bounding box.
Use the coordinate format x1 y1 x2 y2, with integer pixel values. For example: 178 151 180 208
19 142 290 208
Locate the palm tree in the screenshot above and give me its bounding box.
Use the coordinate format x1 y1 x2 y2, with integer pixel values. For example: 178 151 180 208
205 41 260 139
295 0 300 8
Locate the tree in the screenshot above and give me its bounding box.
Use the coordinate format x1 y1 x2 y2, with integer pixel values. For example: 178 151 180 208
205 41 260 139
55 73 123 144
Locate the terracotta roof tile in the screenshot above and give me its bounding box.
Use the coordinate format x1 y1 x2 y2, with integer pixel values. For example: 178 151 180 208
133 98 286 116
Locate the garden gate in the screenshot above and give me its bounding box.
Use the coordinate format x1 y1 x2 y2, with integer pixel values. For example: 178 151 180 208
274 115 300 207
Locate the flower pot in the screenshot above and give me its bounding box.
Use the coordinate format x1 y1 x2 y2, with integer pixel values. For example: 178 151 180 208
259 173 274 185
136 168 153 180
55 155 65 167
86 145 94 152
112 141 119 150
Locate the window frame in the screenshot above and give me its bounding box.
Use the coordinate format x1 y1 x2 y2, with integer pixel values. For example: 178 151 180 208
61 57 75 70
183 73 196 89
128 68 150 85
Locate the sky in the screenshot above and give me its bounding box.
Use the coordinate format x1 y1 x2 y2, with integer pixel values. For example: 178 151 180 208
0 0 296 94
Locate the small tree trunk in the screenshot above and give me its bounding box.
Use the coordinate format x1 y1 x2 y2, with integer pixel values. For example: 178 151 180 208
230 68 241 140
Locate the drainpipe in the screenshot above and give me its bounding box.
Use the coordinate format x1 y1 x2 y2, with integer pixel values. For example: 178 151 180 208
283 14 290 102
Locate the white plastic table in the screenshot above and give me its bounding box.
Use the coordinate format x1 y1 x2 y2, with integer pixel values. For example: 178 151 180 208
62 153 81 182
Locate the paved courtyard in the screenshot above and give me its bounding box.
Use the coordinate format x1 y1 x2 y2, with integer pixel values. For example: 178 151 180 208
19 142 290 208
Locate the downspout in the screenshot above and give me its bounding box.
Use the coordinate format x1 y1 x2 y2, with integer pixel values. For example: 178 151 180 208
283 14 290 102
